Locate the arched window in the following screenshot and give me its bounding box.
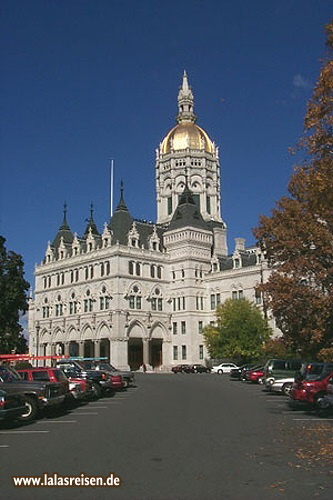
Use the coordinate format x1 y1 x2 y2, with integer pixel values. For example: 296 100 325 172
128 285 142 310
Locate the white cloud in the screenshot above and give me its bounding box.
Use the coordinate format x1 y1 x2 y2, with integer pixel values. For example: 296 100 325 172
293 74 311 89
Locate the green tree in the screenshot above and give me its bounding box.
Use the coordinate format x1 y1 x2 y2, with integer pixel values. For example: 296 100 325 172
253 20 333 359
0 236 30 353
203 299 271 363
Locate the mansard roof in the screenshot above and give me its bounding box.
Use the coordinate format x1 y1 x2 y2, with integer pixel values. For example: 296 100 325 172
217 250 257 271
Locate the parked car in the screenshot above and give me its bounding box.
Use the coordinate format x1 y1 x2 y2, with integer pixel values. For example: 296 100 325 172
242 365 262 381
263 358 303 388
171 364 193 374
190 364 211 373
229 364 257 380
0 365 67 422
270 377 294 395
0 389 26 422
212 363 239 374
247 367 265 384
17 367 82 405
317 376 333 413
58 367 97 401
296 361 333 381
290 369 333 408
78 360 134 388
55 360 116 397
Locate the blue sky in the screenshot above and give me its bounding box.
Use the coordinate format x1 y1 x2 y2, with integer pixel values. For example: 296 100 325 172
1 0 332 289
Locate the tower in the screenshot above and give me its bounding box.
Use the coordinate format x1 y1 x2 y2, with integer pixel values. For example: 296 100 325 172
155 71 224 229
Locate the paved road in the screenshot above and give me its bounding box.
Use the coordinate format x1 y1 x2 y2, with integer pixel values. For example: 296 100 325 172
1 373 332 499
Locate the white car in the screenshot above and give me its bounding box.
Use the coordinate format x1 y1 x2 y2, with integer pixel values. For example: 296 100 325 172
270 377 294 395
211 363 239 374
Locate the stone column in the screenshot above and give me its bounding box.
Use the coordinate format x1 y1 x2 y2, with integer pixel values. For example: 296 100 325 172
162 339 172 369
110 339 129 370
94 339 101 358
143 338 150 366
79 341 84 357
64 342 70 357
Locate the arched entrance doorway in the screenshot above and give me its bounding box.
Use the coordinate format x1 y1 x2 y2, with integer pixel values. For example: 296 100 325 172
100 339 110 359
69 341 79 357
128 338 143 371
150 339 162 368
84 340 94 357
127 322 145 371
150 323 165 369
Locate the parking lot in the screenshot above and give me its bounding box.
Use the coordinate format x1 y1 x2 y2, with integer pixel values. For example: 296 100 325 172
1 373 332 500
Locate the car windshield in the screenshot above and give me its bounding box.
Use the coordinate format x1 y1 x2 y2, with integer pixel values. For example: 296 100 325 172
98 362 115 371
297 363 332 380
80 361 94 369
63 368 81 377
0 367 22 382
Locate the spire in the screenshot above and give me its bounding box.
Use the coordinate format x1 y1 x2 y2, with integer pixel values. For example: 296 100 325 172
177 70 196 123
83 202 100 237
60 202 70 230
108 181 133 243
52 203 74 248
115 180 128 212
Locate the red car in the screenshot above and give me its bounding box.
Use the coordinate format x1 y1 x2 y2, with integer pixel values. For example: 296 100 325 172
290 369 333 407
247 367 264 383
17 367 70 393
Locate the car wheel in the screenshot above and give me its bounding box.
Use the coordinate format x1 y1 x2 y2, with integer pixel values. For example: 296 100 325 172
282 383 292 396
91 382 102 400
19 396 39 422
217 369 223 374
314 392 326 408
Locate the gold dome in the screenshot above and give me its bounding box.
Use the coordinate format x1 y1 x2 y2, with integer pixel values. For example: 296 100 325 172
160 121 214 155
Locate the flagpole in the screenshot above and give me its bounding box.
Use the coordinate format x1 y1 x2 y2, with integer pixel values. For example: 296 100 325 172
110 159 114 218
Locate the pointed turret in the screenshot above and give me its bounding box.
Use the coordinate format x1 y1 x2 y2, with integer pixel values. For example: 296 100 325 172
176 70 197 123
83 202 100 238
52 203 74 249
108 182 133 244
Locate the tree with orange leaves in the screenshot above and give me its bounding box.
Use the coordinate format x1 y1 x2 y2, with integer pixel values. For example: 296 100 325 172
253 20 333 359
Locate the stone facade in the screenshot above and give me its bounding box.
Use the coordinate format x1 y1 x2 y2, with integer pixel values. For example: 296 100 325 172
28 72 277 370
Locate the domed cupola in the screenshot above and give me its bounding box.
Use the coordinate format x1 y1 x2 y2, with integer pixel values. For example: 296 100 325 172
156 71 223 228
160 71 215 155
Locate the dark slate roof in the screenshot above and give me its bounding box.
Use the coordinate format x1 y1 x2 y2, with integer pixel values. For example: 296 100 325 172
218 257 234 271
132 219 165 251
168 184 210 231
108 189 134 245
52 205 74 249
83 204 101 238
217 250 257 271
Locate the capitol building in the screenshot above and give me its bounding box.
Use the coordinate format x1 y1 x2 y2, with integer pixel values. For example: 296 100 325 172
28 72 274 370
